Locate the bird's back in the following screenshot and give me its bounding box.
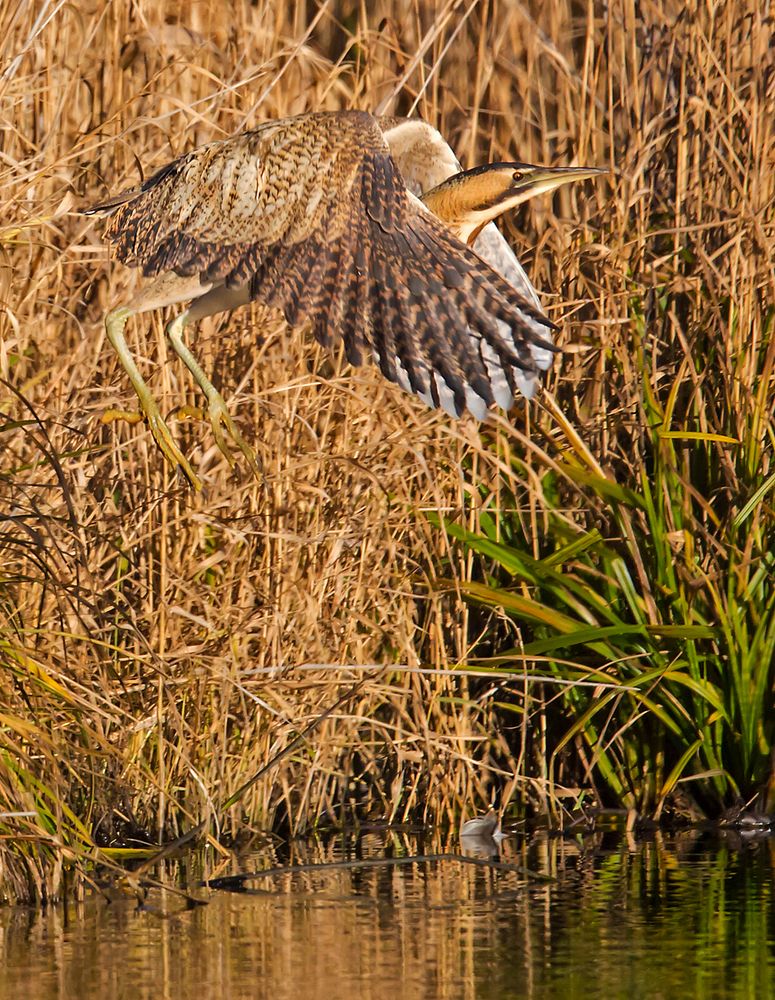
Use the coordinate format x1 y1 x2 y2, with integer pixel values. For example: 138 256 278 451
95 110 386 268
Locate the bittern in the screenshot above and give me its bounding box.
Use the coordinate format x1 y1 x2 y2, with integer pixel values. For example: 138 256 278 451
87 110 602 489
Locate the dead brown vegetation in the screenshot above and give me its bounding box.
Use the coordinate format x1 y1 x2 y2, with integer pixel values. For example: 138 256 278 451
1 0 773 902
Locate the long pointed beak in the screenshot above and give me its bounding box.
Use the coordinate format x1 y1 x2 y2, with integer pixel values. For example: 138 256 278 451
507 165 607 204
419 161 607 246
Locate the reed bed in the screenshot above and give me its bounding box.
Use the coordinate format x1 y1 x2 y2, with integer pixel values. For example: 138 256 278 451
1 0 773 901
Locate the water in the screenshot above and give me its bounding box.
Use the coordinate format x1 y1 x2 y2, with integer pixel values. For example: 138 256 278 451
1 829 772 999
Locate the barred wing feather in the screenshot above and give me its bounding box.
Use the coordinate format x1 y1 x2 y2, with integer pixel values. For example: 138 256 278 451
91 110 556 417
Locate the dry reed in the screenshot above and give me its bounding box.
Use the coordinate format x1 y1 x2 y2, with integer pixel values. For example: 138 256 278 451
0 0 773 901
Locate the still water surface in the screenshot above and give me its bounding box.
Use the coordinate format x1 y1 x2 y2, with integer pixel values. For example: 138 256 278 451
1 829 772 999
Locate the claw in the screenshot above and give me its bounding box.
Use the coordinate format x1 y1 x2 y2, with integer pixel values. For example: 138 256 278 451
208 397 261 478
146 410 202 491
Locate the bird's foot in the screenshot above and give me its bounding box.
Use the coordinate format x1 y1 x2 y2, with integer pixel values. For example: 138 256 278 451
145 408 202 491
101 408 144 425
174 405 204 422
207 395 261 479
102 405 201 489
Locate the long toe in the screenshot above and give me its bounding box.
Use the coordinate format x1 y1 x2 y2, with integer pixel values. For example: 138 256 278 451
210 405 236 468
208 399 261 479
101 408 144 425
147 411 202 490
232 425 261 479
225 416 261 479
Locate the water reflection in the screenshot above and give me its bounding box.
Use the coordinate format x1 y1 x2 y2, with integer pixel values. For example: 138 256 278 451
460 809 508 857
1 830 772 999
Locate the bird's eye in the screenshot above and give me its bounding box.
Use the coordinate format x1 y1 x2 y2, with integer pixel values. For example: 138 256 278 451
512 170 523 182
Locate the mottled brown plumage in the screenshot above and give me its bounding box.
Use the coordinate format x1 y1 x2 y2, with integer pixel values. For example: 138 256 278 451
88 110 600 488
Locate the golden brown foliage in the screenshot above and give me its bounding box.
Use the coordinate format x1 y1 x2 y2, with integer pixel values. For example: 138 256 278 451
1 0 773 900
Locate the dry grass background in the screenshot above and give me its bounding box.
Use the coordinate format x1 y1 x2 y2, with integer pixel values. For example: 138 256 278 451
1 0 773 901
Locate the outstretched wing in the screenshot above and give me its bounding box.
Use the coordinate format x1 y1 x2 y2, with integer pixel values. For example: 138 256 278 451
90 110 556 417
380 115 547 400
380 115 543 310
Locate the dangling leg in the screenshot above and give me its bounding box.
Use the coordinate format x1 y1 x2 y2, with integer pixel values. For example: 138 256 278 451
165 302 260 477
105 305 202 489
102 273 210 490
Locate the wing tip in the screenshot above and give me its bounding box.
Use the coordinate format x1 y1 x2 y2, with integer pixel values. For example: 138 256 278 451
82 190 136 217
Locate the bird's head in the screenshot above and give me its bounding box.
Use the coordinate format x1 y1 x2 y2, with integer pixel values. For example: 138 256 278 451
422 161 606 244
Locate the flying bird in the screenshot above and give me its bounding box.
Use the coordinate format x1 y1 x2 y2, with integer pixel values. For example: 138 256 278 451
87 110 602 490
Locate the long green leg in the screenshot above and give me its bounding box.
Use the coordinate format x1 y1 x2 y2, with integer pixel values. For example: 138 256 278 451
104 306 201 490
166 312 260 477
